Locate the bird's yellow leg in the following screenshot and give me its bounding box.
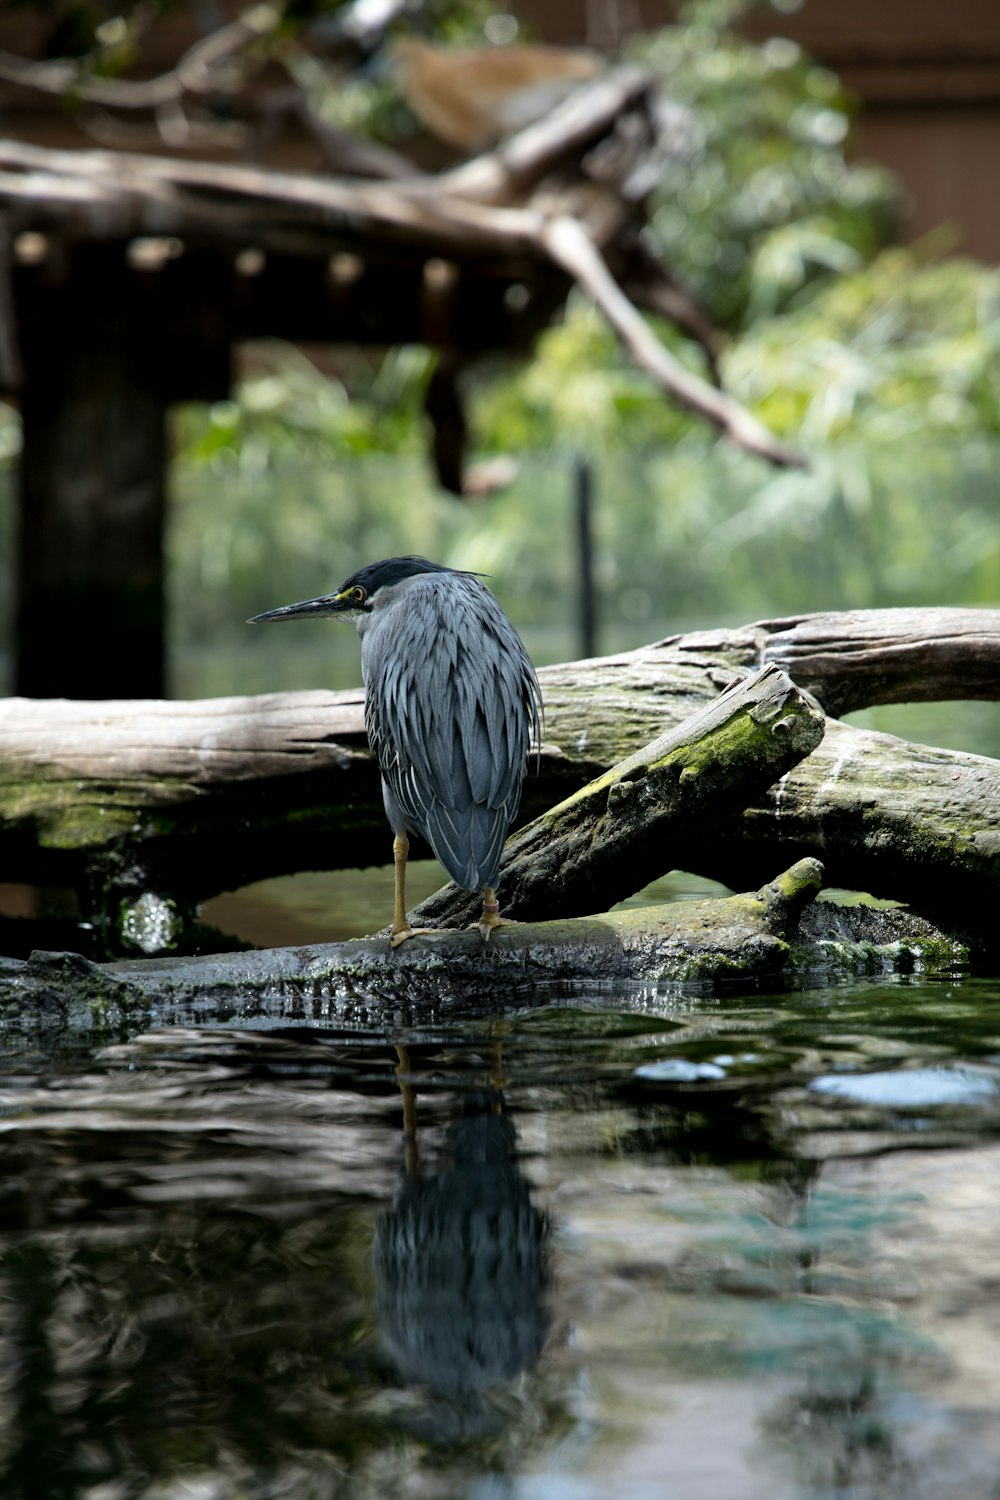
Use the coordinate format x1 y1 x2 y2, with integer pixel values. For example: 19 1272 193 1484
390 832 411 942
389 831 442 948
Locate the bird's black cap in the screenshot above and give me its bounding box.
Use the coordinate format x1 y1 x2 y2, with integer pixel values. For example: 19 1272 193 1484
339 556 456 595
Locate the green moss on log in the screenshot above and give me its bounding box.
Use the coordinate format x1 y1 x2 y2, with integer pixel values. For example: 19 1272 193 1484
0 765 187 849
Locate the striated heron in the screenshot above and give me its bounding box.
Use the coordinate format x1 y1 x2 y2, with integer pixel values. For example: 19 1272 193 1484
249 556 542 946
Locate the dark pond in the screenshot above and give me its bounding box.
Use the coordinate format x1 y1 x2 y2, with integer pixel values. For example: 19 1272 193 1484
3 973 1000 1500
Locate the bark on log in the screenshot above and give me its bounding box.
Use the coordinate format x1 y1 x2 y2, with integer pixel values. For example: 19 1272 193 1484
700 718 1000 922
0 606 997 938
0 859 973 1022
748 607 1000 718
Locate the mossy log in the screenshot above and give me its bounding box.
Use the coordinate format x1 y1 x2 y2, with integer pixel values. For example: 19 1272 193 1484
412 662 824 928
0 606 997 942
693 718 1000 924
0 858 971 1023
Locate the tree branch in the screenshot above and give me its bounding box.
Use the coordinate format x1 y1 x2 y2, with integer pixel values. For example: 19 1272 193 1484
539 215 806 468
0 61 803 467
0 3 282 110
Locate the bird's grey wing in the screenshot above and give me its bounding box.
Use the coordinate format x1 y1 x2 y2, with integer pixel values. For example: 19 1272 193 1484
423 581 540 888
365 576 540 890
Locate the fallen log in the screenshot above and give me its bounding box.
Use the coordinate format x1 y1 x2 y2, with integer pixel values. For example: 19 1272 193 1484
0 859 972 1023
0 661 823 953
722 606 1000 718
0 607 997 950
539 605 1000 745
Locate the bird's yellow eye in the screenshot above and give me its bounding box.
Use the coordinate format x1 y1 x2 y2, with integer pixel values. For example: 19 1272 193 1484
351 586 367 604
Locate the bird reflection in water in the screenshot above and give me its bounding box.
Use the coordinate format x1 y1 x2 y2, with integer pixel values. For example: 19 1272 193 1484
373 1044 551 1408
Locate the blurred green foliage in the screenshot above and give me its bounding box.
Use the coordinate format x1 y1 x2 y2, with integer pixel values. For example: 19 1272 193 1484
171 246 1000 473
629 2 900 328
165 241 1000 675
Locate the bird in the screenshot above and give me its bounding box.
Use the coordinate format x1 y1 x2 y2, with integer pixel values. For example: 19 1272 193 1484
388 37 602 154
248 556 542 947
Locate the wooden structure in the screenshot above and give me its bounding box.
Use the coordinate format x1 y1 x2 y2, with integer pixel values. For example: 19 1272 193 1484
2 0 996 260
741 0 1000 265
0 5 802 701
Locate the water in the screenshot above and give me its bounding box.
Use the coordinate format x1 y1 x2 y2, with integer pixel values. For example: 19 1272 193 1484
202 868 732 949
3 975 1000 1500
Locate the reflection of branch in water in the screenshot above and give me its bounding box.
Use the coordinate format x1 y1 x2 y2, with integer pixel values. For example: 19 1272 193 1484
373 1049 550 1400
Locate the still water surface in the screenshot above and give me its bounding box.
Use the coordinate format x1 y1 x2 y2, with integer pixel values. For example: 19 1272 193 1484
2 975 1000 1499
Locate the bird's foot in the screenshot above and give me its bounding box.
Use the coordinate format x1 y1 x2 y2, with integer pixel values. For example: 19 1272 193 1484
472 914 516 944
470 890 514 944
389 924 445 949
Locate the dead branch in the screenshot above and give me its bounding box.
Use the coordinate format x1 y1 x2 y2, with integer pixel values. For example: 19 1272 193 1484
428 65 658 203
288 97 422 180
613 231 722 381
540 214 805 467
0 62 801 467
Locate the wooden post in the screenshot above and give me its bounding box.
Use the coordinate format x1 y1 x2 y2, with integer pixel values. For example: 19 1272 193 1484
15 245 167 698
574 454 598 658
13 243 233 699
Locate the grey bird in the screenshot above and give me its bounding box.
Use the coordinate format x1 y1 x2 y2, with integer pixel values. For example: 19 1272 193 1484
248 556 542 946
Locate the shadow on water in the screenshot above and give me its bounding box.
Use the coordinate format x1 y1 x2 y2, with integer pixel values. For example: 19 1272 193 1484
2 978 1000 1498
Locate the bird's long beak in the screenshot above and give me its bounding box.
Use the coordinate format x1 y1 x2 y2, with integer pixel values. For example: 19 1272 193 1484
247 590 354 624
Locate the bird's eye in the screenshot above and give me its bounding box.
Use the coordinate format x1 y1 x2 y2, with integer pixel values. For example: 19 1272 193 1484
351 586 367 604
